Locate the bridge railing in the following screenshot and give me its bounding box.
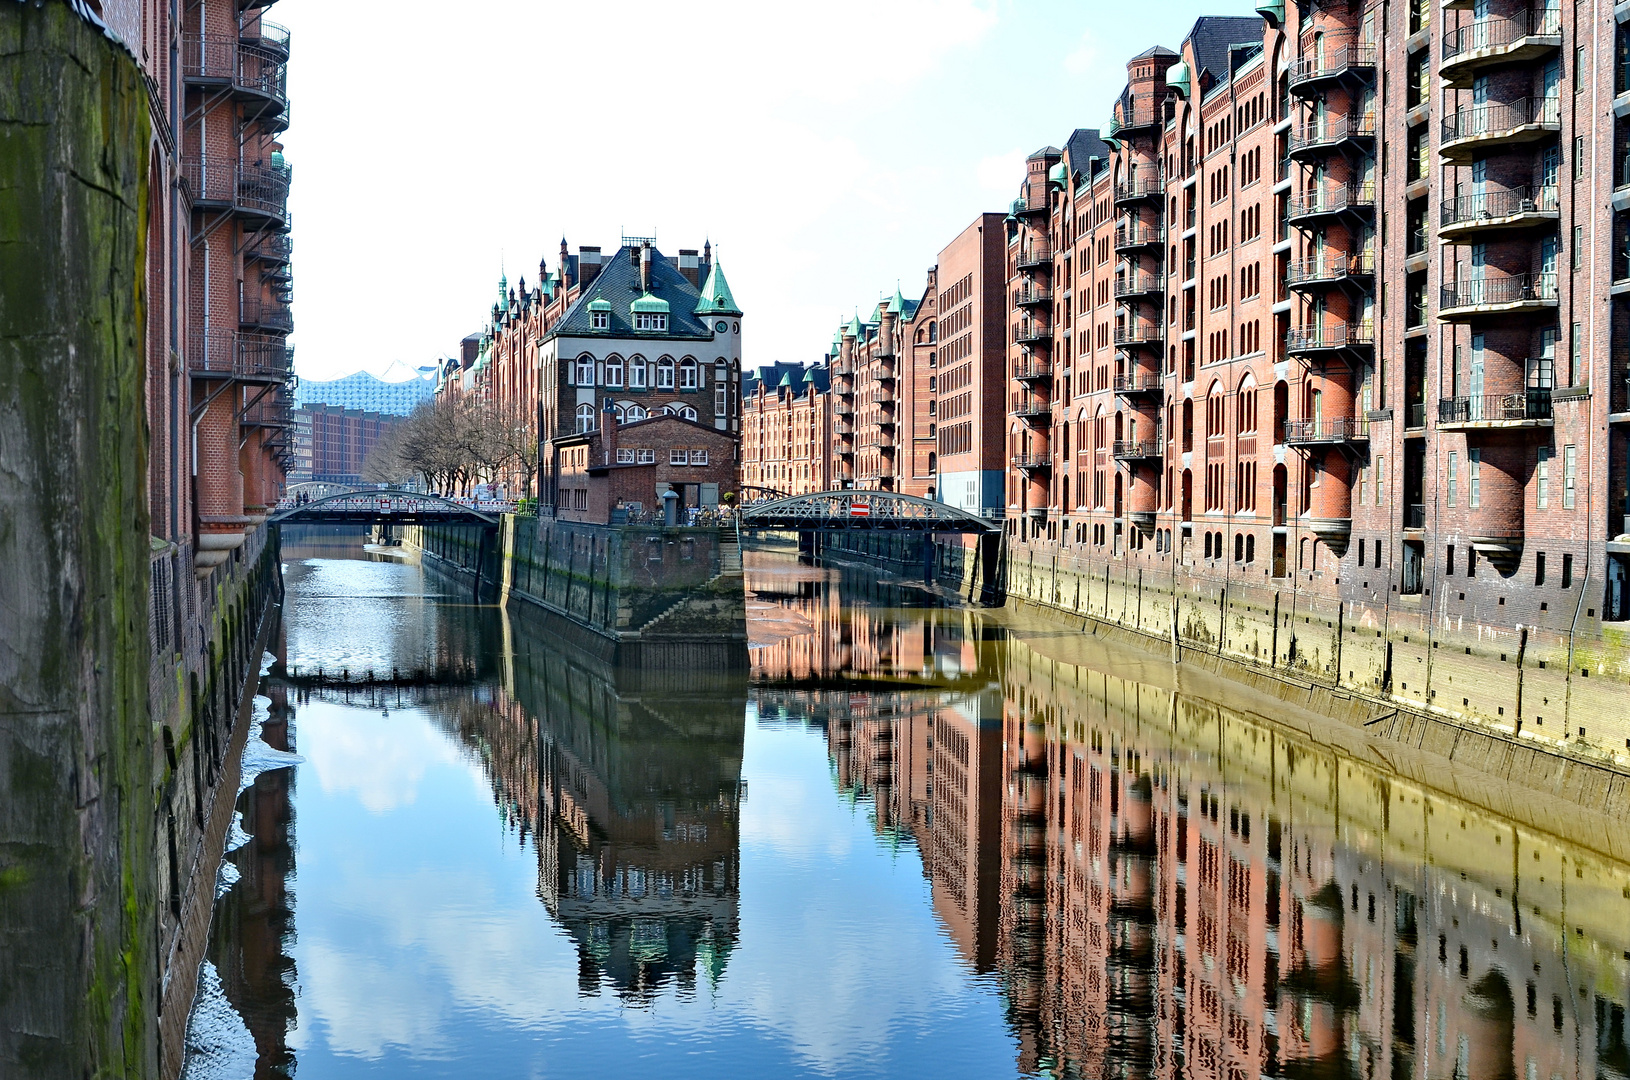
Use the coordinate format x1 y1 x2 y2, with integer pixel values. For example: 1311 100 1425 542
274 493 517 516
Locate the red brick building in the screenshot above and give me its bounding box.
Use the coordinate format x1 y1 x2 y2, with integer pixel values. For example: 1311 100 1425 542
288 404 401 485
555 412 738 524
740 363 836 497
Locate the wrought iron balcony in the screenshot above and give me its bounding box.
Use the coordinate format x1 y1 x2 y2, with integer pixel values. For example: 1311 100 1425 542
1285 251 1376 290
834 402 854 416
188 330 291 383
1012 400 1052 421
1283 416 1369 446
1285 321 1375 356
1015 323 1051 346
1441 9 1563 88
241 296 293 333
1016 244 1053 269
1114 371 1163 396
1114 272 1164 300
1114 224 1165 251
871 388 895 405
1439 273 1558 319
1113 323 1163 348
1438 185 1560 239
1013 360 1053 383
1107 97 1163 137
833 422 853 436
1112 438 1163 460
248 232 292 265
181 32 289 122
1287 183 1375 224
1113 173 1165 203
830 362 853 377
1013 286 1053 308
1437 388 1554 427
1288 42 1377 95
1011 453 1052 472
182 154 291 226
1441 97 1560 161
1286 113 1378 159
1013 196 1049 218
865 437 898 451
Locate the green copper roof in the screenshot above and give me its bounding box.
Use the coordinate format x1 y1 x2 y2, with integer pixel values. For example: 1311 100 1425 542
630 292 670 314
1048 161 1067 185
778 370 795 388
887 284 908 314
845 313 863 338
587 298 611 311
693 260 742 316
868 302 885 324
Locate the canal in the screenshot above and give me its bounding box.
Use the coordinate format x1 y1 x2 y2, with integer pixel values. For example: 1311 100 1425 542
184 535 1630 1079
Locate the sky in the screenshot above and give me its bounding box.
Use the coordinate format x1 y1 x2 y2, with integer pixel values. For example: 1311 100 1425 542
278 0 1239 383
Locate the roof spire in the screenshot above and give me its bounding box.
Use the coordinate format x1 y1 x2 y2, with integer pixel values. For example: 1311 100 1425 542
693 257 741 317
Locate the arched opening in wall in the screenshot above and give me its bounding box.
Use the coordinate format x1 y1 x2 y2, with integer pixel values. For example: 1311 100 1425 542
1246 534 1256 564
1235 533 1245 562
1114 473 1123 519
679 357 699 390
629 355 648 389
657 356 676 390
1062 474 1070 512
1181 470 1193 522
1273 464 1288 525
1182 399 1195 452
1274 380 1289 443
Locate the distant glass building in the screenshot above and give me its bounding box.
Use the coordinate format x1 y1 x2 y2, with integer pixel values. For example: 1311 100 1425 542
294 362 436 417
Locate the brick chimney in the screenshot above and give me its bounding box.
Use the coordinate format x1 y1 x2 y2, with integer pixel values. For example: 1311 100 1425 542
579 246 603 288
601 398 618 465
678 249 700 287
639 241 652 293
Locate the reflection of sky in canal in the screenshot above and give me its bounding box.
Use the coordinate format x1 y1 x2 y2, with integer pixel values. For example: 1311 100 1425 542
280 693 1017 1078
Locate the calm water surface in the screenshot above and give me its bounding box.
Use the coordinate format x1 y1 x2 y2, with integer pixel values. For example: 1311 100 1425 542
194 540 1630 1080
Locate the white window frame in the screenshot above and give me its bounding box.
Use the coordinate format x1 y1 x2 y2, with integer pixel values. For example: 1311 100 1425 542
690 449 709 465
657 356 676 389
605 355 624 388
575 403 596 434
1563 444 1576 508
670 448 688 466
715 385 728 417
629 355 648 389
1537 446 1551 508
1469 448 1481 508
575 355 596 386
638 448 656 464
627 404 648 422
679 357 699 390
616 448 636 464
591 310 610 330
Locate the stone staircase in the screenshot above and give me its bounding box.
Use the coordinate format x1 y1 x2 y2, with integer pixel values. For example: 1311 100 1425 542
718 522 742 574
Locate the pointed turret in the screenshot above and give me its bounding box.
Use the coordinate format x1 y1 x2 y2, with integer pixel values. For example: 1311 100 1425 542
693 260 741 316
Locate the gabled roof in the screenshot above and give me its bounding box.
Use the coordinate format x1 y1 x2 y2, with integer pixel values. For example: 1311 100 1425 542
693 260 741 316
1184 15 1263 88
1130 44 1178 61
548 245 713 341
1065 128 1110 174
1026 145 1062 161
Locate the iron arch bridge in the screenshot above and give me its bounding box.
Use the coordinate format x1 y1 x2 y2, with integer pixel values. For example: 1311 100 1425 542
736 490 999 534
269 489 509 527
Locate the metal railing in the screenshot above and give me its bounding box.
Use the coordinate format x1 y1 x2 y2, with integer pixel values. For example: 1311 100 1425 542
1442 96 1560 146
1012 400 1052 420
1440 185 1559 227
1113 324 1162 347
1114 224 1165 248
1015 323 1051 345
1114 272 1163 297
1287 113 1378 154
241 296 293 332
1014 360 1053 381
1114 172 1165 202
1011 452 1052 470
1016 244 1053 268
248 232 292 263
1440 272 1558 311
1114 371 1163 395
1407 402 1427 428
1013 286 1053 307
1285 250 1376 286
181 34 289 110
1406 504 1427 529
1288 182 1376 219
1014 196 1049 216
871 388 895 404
1112 438 1163 459
1108 98 1163 134
1285 321 1375 353
1283 416 1369 444
1442 8 1562 61
188 330 291 381
1288 42 1378 89
182 154 291 220
1438 388 1553 423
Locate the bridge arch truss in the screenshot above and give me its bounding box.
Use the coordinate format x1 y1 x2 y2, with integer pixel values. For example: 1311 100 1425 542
736 490 998 534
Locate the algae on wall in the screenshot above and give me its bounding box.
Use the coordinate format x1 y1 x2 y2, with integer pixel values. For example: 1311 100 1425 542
0 4 158 1078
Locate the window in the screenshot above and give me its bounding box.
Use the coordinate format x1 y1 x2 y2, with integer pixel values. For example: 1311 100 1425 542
715 385 728 417
690 449 709 465
1447 452 1458 506
1538 447 1551 508
637 448 656 464
575 403 596 433
616 448 635 463
605 355 624 388
670 449 688 465
591 309 610 330
1536 552 1547 587
679 357 699 390
1469 449 1481 508
575 355 596 386
1573 225 1583 270
630 355 648 389
1374 455 1385 505
1562 552 1574 588
1447 544 1456 576
635 312 668 331
626 404 648 422
1563 444 1577 508
657 356 675 389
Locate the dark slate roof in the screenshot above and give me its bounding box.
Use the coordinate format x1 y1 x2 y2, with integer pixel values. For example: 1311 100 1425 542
1027 145 1062 161
1063 128 1111 180
1185 16 1263 87
548 245 713 341
1130 44 1178 61
741 361 828 397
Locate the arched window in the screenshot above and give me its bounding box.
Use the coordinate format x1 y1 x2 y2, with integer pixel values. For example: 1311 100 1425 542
927 321 937 343
663 402 697 421
629 355 648 390
1237 375 1257 432
612 403 627 422
1207 382 1226 437
679 356 699 390
605 354 624 388
626 404 648 422
575 403 596 433
657 356 676 389
575 354 596 386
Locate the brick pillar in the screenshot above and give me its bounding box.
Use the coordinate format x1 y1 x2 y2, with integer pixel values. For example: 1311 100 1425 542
195 391 246 576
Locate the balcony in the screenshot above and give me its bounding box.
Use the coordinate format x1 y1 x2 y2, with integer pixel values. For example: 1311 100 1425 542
1437 388 1554 429
830 362 853 377
871 388 896 405
1440 97 1560 161
1013 196 1049 218
1113 173 1165 204
1286 113 1378 159
247 232 292 265
837 445 856 456
865 437 898 451
1285 251 1375 291
1011 453 1052 472
1113 323 1163 349
833 422 853 436
877 414 898 429
1438 273 1557 320
182 154 291 227
1108 97 1163 137
875 363 897 382
1285 321 1375 357
834 402 854 416
1288 42 1378 95
1114 272 1164 300
1016 244 1053 269
1014 286 1053 308
188 330 291 383
181 32 289 125
1441 10 1562 88
1287 182 1375 225
240 295 293 333
1012 400 1052 422
1283 416 1370 446
1114 224 1165 251
874 340 896 359
1014 360 1053 383
1112 438 1163 461
1114 371 1163 397
1015 323 1051 346
1438 185 1560 240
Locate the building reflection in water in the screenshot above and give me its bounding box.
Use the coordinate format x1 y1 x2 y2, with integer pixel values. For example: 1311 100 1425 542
746 549 1630 1080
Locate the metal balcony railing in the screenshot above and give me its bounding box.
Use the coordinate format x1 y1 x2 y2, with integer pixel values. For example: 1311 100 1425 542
1114 172 1165 202
871 388 895 405
1014 286 1053 307
240 296 293 332
1013 196 1049 217
1012 400 1052 420
1288 42 1378 91
834 402 854 416
1016 245 1053 268
248 232 293 264
1442 8 1562 64
1437 388 1554 423
1112 438 1163 459
1440 185 1559 228
1285 251 1376 287
1114 224 1165 249
1442 97 1560 150
1113 324 1162 347
1440 273 1558 312
188 330 291 381
181 34 289 113
1406 402 1427 429
1288 182 1376 220
1014 360 1053 382
1108 97 1163 135
1405 504 1427 530
1114 371 1162 395
1287 113 1378 155
1011 453 1052 470
833 422 853 436
1283 417 1369 445
1285 321 1375 353
182 154 291 222
1114 272 1164 298
1015 323 1051 345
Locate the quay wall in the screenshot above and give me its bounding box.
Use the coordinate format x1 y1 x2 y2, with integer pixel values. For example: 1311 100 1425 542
405 515 747 670
801 530 1630 811
0 8 281 1076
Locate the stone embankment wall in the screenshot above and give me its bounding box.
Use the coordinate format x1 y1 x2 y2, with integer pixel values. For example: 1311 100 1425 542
406 516 747 669
0 7 281 1077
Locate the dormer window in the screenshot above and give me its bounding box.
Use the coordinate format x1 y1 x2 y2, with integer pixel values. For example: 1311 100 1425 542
630 292 670 333
635 312 667 332
592 310 610 330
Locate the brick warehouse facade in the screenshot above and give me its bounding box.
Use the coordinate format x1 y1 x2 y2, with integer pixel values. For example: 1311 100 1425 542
749 3 1630 768
740 362 837 497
